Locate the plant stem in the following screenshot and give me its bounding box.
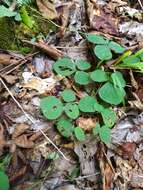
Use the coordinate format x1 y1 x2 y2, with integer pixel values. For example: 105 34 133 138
96 60 103 68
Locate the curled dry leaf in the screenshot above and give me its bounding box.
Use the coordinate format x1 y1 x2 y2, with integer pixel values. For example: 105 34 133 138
1 74 18 85
12 124 30 139
76 117 97 131
23 74 62 94
13 135 34 148
36 0 58 20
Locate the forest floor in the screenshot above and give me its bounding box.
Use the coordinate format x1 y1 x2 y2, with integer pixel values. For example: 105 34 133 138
0 0 143 190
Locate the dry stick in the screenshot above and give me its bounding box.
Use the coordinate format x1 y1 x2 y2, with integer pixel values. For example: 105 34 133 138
138 0 143 10
0 78 69 161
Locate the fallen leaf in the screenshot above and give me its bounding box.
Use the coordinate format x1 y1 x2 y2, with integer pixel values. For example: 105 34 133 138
13 135 34 148
12 124 30 139
36 0 58 20
76 117 97 131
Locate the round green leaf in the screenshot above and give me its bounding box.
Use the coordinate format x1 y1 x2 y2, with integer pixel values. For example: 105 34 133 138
56 119 74 138
61 89 76 102
0 171 9 190
111 71 126 88
109 41 125 54
40 96 63 120
74 127 86 141
99 82 126 105
101 108 117 127
78 96 97 113
86 34 107 44
53 58 76 76
64 103 79 119
76 60 91 71
94 45 112 60
90 69 108 82
93 123 100 136
99 125 111 144
74 71 90 85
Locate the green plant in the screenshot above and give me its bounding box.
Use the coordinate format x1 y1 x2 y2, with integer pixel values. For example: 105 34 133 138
0 171 9 190
86 34 125 60
40 34 129 145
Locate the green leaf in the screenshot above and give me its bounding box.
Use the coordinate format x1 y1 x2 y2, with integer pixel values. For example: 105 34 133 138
74 71 90 85
93 123 101 136
61 89 76 102
78 96 97 113
69 166 80 180
111 71 126 88
101 108 117 127
123 55 140 64
20 6 34 28
53 58 76 76
90 69 108 82
76 60 91 71
99 125 111 144
56 119 74 138
0 5 17 18
47 152 59 160
94 45 112 60
0 171 9 190
64 103 79 119
134 48 143 57
40 96 63 120
99 82 126 105
74 127 86 141
86 34 107 44
117 62 143 71
109 41 125 54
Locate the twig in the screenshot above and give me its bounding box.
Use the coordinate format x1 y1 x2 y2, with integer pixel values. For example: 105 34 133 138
0 78 69 161
138 0 143 10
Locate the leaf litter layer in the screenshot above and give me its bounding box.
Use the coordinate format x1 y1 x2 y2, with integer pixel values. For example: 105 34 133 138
0 0 143 190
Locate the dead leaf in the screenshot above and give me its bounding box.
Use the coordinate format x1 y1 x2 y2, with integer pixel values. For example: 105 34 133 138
22 72 62 94
36 0 58 20
12 124 30 139
86 0 118 35
76 117 97 131
13 135 34 148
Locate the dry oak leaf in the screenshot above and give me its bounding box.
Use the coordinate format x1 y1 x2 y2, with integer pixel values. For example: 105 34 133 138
36 0 58 20
76 117 96 131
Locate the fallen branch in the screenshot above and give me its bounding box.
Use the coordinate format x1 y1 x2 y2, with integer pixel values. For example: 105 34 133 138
22 40 64 60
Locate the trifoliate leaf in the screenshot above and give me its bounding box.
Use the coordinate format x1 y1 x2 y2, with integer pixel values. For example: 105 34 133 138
76 60 91 71
0 171 9 190
78 96 97 113
74 127 86 141
101 108 117 127
109 41 125 54
86 34 107 44
53 58 76 76
99 125 111 144
99 82 126 105
40 96 63 120
61 89 76 102
0 5 17 18
64 103 79 119
94 45 112 60
111 71 126 88
90 69 108 82
74 71 90 85
56 119 74 138
93 123 100 136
